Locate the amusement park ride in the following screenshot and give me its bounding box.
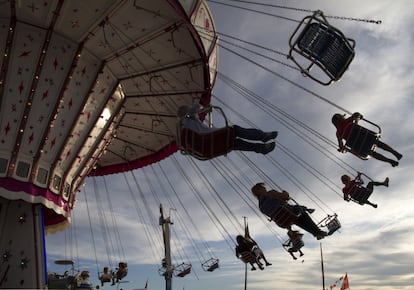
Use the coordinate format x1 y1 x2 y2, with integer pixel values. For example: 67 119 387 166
0 0 381 289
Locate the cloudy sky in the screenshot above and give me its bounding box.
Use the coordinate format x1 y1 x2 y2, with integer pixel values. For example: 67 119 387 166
46 1 414 289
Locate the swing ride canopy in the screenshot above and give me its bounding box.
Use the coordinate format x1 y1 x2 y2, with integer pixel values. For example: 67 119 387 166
0 0 217 231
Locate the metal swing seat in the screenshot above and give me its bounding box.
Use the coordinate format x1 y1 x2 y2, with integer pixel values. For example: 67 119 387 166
99 266 113 285
47 260 76 290
341 119 382 160
282 234 304 253
317 214 341 236
348 172 374 205
288 10 355 85
238 250 258 265
112 261 128 283
174 262 192 278
176 106 234 160
268 204 301 229
202 258 220 272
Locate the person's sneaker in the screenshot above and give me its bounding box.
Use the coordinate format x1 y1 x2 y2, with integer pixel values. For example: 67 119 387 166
306 208 315 214
316 231 328 240
265 262 272 266
373 204 378 208
260 142 276 154
391 160 399 167
262 131 278 142
396 152 403 160
384 177 389 187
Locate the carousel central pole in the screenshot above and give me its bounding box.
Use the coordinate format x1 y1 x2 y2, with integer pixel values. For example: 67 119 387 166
0 197 47 288
159 204 174 290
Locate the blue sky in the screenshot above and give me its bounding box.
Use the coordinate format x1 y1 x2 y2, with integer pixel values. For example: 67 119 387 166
46 1 414 289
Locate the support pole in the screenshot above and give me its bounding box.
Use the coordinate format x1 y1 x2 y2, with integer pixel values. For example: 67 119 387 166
159 204 174 290
0 197 47 288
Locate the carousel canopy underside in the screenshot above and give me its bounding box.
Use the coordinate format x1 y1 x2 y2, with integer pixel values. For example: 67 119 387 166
0 0 217 228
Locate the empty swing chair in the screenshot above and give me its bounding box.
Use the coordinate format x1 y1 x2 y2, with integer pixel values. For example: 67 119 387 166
317 214 341 236
202 257 220 272
174 262 192 278
288 10 355 85
176 105 234 161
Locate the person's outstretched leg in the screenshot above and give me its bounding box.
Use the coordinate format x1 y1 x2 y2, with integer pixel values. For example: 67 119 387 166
372 152 398 167
376 140 403 160
234 138 275 154
293 207 327 240
233 125 277 142
365 200 378 208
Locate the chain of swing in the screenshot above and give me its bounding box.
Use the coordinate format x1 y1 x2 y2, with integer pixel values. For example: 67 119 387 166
207 0 382 24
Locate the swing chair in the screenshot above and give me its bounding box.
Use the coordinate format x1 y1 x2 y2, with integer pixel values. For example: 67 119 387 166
339 116 382 160
202 257 220 272
347 172 376 206
282 230 305 260
176 105 234 160
174 262 192 278
288 10 355 85
74 270 94 290
235 221 267 270
47 260 76 290
317 214 341 236
265 198 302 229
98 266 113 286
113 262 128 283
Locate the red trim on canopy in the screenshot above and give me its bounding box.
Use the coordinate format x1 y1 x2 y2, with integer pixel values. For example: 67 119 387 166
89 142 179 176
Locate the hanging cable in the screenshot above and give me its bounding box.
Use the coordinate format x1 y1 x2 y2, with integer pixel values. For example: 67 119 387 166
102 176 126 262
207 0 301 23
152 164 211 266
156 162 220 264
82 187 101 278
122 171 162 265
212 75 359 175
170 155 236 252
208 0 382 24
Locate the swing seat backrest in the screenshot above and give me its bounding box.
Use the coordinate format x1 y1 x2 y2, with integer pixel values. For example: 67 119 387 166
175 264 192 277
207 261 219 272
202 258 220 272
291 238 305 251
178 127 235 160
326 217 341 235
271 206 300 229
351 187 373 205
48 274 75 289
343 124 379 159
239 251 257 264
288 11 355 85
318 214 341 235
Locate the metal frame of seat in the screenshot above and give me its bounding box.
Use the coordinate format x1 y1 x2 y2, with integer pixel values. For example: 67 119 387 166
288 10 356 85
341 118 381 160
176 105 234 160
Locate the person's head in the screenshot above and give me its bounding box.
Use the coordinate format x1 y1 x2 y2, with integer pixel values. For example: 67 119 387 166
80 270 90 278
236 235 245 244
331 113 345 127
341 175 351 185
177 105 189 118
251 182 266 198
